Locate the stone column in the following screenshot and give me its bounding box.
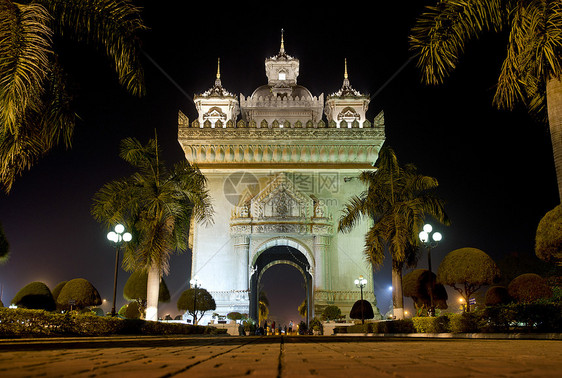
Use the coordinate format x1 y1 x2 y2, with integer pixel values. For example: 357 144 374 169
313 235 329 291
233 235 250 290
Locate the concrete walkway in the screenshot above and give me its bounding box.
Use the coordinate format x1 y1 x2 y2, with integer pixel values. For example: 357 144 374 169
0 335 560 377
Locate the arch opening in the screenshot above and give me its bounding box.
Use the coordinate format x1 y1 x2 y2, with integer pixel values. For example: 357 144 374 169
250 245 313 328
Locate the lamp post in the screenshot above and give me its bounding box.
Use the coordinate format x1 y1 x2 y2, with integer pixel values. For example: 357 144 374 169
107 224 132 317
418 224 442 317
189 276 200 325
354 275 368 324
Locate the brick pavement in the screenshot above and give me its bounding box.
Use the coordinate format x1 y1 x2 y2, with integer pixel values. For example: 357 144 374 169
0 335 560 377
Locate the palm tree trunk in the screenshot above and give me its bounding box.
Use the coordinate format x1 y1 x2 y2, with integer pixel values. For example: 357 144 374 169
547 77 562 203
391 266 404 320
145 264 160 321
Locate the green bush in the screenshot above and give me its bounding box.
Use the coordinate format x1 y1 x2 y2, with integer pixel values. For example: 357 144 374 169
11 282 56 311
0 308 227 337
508 273 553 303
447 312 480 333
482 302 562 333
321 305 342 321
412 316 450 333
56 278 102 310
485 286 511 306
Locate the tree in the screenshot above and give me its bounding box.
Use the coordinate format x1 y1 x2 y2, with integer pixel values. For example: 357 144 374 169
177 287 216 325
535 204 562 266
410 1 562 201
56 278 101 311
437 247 500 312
403 269 448 314
321 305 342 321
91 136 213 321
0 221 9 264
298 298 307 319
119 301 142 319
51 281 67 301
508 273 553 303
338 146 448 319
258 290 269 325
11 281 55 310
350 300 374 321
0 0 146 192
123 270 170 317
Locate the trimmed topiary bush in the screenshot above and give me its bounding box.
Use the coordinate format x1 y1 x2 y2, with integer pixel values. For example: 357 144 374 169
485 286 511 306
11 282 55 311
508 273 553 303
535 204 562 266
56 278 102 310
350 300 374 321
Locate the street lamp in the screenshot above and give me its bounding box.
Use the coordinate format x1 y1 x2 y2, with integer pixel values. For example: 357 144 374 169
189 276 200 325
418 224 442 317
354 275 368 324
107 224 132 316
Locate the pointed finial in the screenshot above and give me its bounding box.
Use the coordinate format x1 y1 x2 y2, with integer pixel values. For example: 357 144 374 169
344 58 348 80
216 57 221 80
280 28 285 54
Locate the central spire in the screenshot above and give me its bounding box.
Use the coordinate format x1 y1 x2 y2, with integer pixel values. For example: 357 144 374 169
280 29 285 55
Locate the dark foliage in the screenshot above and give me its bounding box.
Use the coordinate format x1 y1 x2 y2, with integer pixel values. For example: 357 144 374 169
11 282 55 311
349 300 374 320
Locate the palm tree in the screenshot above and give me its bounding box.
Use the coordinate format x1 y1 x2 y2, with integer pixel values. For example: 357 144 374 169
0 0 146 192
409 0 562 201
258 290 269 325
338 146 448 319
91 135 213 321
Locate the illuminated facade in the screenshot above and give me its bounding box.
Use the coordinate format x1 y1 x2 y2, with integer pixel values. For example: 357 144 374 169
178 33 385 324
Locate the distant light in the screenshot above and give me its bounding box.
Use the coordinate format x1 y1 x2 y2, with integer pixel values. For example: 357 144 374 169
115 224 125 234
388 286 393 291
459 298 464 302
432 232 442 242
423 224 432 233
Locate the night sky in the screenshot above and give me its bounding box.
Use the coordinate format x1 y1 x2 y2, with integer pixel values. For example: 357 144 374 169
0 2 558 324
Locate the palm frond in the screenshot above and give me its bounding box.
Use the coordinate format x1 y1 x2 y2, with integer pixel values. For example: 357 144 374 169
409 0 505 85
40 0 147 96
0 1 53 134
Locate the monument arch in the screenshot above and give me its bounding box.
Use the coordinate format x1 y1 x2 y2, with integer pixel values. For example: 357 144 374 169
178 34 384 325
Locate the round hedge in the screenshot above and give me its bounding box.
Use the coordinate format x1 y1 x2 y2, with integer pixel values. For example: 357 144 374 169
535 204 562 266
350 300 374 320
11 281 55 311
437 247 500 286
56 278 102 310
508 273 552 303
484 286 511 306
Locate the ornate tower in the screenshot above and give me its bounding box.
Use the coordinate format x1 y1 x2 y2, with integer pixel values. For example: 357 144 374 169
178 33 385 325
193 58 239 128
324 59 371 128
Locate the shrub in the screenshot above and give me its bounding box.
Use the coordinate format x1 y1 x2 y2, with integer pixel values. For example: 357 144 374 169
349 300 374 320
321 305 342 321
508 273 553 303
412 315 450 333
11 282 56 311
447 312 480 333
485 286 511 306
56 278 102 310
309 317 323 334
121 301 142 319
0 307 227 337
51 281 67 302
227 312 243 321
535 204 562 265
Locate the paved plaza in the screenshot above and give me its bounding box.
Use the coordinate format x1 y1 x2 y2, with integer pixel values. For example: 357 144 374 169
0 335 560 377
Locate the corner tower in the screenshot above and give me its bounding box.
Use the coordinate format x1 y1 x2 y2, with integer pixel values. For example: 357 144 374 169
193 58 240 128
325 59 371 128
